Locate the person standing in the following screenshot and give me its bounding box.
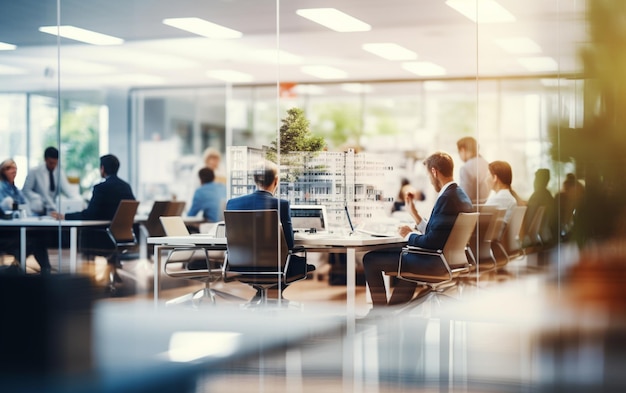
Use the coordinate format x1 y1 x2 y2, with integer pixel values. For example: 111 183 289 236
187 167 226 222
456 136 491 205
22 146 81 215
363 152 473 308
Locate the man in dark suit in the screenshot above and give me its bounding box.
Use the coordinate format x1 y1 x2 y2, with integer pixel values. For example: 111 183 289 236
363 151 473 307
225 160 313 299
52 154 135 221
51 155 135 273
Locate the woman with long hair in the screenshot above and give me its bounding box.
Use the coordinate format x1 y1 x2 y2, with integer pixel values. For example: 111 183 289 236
485 160 525 224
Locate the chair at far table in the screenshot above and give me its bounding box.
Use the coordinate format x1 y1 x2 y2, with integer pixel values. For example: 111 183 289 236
159 216 239 306
223 209 310 306
80 199 140 295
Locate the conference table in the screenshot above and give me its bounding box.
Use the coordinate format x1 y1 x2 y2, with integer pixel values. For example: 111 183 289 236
148 232 406 310
0 217 110 273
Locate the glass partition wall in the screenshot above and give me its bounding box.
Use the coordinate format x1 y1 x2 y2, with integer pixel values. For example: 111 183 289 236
0 1 586 285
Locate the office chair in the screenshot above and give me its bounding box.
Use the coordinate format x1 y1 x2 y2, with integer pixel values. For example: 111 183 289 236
222 210 309 306
80 200 140 295
159 216 239 306
393 212 479 294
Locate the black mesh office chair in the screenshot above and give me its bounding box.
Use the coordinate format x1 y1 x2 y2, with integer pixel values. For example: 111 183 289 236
223 209 309 305
160 216 240 306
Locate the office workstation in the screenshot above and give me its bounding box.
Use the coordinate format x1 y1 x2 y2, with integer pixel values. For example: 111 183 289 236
4 0 626 392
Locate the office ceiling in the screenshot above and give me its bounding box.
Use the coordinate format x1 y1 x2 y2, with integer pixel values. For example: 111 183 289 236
0 0 588 92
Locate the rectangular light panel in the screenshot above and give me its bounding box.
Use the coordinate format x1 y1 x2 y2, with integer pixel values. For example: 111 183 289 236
362 43 417 61
39 26 124 45
163 18 242 39
446 0 515 23
296 8 371 32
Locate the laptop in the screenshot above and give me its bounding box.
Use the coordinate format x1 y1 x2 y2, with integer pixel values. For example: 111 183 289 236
344 205 395 237
290 204 329 234
58 199 84 214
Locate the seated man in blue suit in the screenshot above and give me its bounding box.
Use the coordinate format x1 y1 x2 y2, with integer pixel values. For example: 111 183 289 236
363 151 473 308
226 160 314 300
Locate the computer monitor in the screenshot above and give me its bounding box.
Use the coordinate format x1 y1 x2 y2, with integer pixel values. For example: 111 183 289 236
290 205 328 233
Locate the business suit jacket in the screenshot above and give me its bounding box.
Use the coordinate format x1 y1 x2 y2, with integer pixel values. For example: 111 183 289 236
65 175 135 220
22 164 80 214
408 183 473 250
225 190 295 249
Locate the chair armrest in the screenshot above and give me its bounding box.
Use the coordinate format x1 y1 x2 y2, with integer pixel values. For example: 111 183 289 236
403 245 443 253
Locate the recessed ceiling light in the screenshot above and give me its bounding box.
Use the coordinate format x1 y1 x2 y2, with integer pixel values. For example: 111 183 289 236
38 26 124 45
163 17 242 39
206 69 253 83
445 0 515 23
495 37 541 54
341 83 373 94
296 8 371 32
0 64 27 75
0 42 17 50
293 84 326 95
423 81 448 91
518 56 558 72
402 61 447 76
362 43 417 61
250 49 303 65
301 65 348 79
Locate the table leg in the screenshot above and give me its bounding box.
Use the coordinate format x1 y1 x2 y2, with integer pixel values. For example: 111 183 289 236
70 227 77 273
346 247 356 317
153 245 162 308
20 227 26 271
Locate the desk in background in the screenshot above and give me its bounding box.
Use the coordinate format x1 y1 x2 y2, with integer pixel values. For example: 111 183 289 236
148 233 405 311
0 218 110 272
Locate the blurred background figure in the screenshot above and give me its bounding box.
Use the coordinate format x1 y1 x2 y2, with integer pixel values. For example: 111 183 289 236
555 173 585 241
485 160 525 224
202 147 226 184
457 136 491 204
0 158 52 274
22 146 82 215
391 177 425 214
187 167 226 223
524 168 556 245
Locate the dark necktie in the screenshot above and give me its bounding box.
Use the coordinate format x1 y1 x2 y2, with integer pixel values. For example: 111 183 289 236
49 169 55 192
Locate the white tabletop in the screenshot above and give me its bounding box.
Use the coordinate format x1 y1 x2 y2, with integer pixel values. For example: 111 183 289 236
0 217 110 227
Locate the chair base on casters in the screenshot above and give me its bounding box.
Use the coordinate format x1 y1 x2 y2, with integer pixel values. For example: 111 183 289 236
165 284 247 307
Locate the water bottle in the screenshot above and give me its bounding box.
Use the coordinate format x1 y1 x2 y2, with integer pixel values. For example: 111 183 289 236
11 202 20 219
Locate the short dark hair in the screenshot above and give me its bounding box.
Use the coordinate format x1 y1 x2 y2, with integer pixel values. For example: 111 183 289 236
198 167 215 184
252 160 278 189
44 146 59 159
456 137 478 156
534 168 550 187
100 154 120 175
424 152 454 177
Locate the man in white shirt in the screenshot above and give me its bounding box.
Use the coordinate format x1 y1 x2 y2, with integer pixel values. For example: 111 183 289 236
22 146 81 215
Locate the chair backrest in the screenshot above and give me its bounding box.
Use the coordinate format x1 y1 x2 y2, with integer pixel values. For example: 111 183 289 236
525 205 545 245
159 216 191 236
443 212 479 268
484 208 507 242
223 210 288 271
503 205 527 253
109 200 140 243
144 201 172 237
166 201 186 216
